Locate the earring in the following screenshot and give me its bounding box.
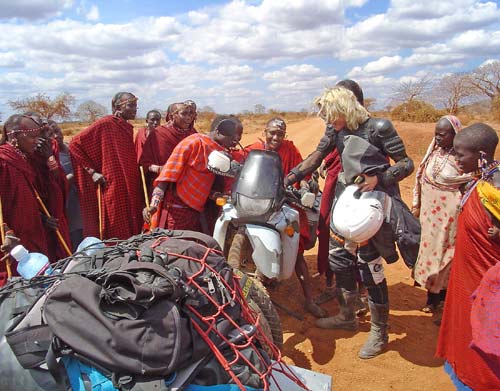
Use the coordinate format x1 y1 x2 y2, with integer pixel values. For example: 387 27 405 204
478 151 488 178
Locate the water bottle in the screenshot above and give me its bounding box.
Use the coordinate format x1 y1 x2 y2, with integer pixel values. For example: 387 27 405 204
76 236 105 256
10 245 53 279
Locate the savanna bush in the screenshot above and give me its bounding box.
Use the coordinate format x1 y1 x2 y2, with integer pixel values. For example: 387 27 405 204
391 100 444 122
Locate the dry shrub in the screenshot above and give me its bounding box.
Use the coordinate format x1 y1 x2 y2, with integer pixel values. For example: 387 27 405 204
391 100 444 122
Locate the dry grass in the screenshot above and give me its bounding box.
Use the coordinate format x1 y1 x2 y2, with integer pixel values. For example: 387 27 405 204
61 112 310 140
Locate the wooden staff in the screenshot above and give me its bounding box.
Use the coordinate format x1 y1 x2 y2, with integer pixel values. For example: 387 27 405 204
139 166 150 207
97 184 103 240
0 196 12 278
33 189 72 257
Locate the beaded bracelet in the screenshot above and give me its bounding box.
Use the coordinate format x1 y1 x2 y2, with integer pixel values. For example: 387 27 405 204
150 188 165 208
47 155 59 171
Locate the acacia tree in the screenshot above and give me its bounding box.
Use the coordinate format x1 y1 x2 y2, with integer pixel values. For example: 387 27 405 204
75 100 107 122
432 73 472 114
364 98 376 111
466 60 500 101
392 74 432 104
254 104 266 114
8 92 75 120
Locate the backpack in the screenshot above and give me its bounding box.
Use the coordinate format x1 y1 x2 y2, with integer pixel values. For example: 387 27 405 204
4 229 282 390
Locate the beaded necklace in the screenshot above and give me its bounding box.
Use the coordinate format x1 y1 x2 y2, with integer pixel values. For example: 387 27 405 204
431 148 453 179
460 161 500 210
7 141 27 160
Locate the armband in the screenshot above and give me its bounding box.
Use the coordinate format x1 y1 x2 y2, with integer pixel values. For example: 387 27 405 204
150 187 165 208
47 155 59 171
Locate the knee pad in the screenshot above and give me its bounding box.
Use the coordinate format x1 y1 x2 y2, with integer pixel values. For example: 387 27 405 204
358 256 385 287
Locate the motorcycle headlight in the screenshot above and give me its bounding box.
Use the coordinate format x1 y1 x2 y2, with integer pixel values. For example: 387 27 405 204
236 194 273 217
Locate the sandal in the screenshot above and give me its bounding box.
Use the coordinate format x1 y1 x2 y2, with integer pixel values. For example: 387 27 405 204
305 301 328 318
421 304 435 313
314 288 337 305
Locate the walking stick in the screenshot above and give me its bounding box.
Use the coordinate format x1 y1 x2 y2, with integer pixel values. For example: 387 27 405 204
139 166 150 207
33 189 72 257
0 196 13 278
97 184 103 240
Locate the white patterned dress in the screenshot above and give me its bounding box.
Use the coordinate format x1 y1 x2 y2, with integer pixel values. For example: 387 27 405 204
413 148 471 292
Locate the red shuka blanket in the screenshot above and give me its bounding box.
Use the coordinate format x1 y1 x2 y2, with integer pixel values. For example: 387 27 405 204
29 140 71 261
138 123 197 195
69 116 143 240
0 144 49 286
317 150 341 274
134 127 149 163
436 188 500 391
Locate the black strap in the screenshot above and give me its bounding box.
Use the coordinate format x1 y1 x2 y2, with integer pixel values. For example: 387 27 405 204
45 342 68 391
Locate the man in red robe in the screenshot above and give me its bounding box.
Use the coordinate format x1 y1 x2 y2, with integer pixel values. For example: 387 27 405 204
436 123 500 390
135 109 161 164
70 92 143 240
0 115 52 286
138 103 197 195
143 118 239 232
244 118 327 318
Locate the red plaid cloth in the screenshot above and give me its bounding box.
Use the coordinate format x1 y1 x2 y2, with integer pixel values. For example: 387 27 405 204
0 144 49 286
70 116 143 240
134 127 148 163
436 188 500 390
138 123 197 196
29 141 71 261
317 150 341 274
152 190 201 231
153 133 223 212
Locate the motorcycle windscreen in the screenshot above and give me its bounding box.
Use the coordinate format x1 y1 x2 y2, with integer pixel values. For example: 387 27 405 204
232 150 284 218
232 149 284 200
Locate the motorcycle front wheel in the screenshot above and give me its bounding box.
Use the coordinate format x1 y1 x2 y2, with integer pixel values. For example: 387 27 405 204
229 234 283 351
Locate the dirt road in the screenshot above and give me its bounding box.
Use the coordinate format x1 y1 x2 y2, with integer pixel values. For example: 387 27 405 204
241 118 455 391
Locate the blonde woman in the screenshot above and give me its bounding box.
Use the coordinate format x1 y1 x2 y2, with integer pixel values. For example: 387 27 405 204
285 86 414 359
411 116 471 323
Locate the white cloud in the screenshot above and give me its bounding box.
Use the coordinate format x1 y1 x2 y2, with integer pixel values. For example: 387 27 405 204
86 5 99 21
0 52 25 68
344 0 500 59
0 0 73 21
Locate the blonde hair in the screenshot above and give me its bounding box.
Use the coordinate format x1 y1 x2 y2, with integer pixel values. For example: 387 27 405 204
314 86 370 131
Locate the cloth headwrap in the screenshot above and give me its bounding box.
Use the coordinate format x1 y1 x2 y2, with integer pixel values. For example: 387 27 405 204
183 100 196 108
442 115 462 134
266 118 286 131
411 115 462 211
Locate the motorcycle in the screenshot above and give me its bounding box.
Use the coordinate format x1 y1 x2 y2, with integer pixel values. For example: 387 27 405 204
208 149 320 346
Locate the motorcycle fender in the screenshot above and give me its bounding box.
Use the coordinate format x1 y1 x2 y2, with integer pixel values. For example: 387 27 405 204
213 204 237 249
245 224 291 280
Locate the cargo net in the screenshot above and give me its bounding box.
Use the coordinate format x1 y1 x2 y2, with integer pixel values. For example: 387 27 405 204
147 236 310 391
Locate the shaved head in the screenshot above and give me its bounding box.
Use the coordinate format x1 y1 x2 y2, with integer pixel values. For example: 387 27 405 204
455 123 498 156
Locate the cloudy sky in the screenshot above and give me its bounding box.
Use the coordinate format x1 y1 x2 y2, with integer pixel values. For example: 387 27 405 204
0 0 499 118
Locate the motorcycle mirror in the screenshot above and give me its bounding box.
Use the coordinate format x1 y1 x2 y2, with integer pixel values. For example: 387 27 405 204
208 150 231 173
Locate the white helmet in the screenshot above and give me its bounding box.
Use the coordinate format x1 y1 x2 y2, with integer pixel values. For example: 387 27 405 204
331 185 386 243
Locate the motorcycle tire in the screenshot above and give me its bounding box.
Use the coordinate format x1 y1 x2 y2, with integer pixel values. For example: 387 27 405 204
233 269 283 351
